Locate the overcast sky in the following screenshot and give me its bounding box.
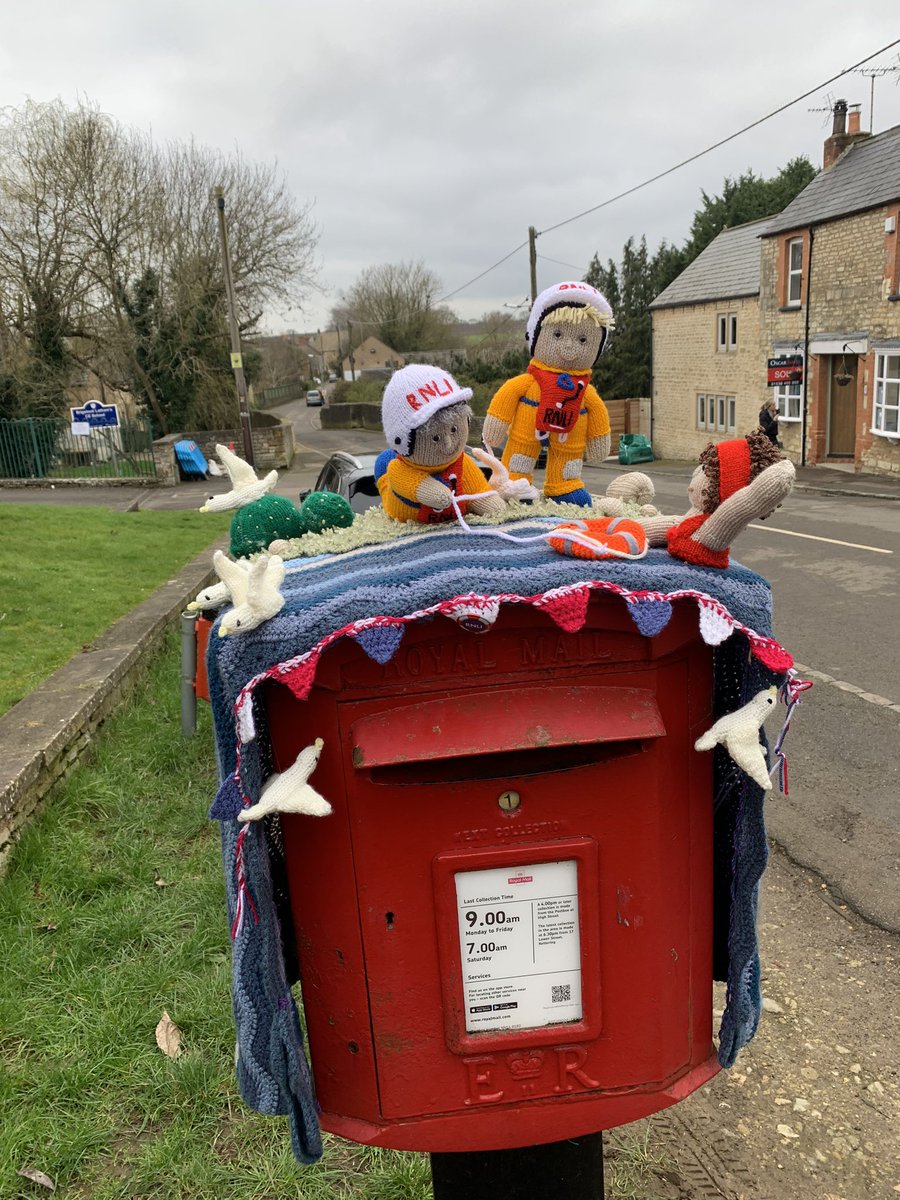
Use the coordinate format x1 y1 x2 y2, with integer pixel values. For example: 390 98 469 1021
3 1 900 336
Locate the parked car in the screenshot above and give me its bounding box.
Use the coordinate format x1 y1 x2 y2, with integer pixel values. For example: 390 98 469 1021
302 450 509 518
306 388 324 407
302 451 381 514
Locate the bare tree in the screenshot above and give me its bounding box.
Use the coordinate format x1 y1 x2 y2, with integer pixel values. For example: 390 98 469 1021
334 260 458 354
0 98 320 431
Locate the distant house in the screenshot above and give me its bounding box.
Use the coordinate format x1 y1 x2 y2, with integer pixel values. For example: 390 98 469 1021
343 335 403 381
649 218 768 461
650 100 900 476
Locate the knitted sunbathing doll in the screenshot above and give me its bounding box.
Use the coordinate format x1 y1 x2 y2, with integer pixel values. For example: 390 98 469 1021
376 364 505 523
482 281 614 507
640 433 795 568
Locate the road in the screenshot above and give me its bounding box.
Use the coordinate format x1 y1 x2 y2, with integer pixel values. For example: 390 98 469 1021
587 461 900 934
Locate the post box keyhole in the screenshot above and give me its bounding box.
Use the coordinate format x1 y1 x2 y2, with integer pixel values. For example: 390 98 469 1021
498 789 521 812
386 911 395 930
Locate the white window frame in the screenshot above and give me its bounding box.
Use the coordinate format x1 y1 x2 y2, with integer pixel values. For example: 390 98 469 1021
787 238 803 305
873 352 900 438
698 393 735 432
716 312 737 352
773 381 802 422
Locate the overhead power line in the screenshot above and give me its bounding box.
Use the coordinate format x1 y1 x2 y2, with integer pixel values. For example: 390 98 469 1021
437 239 529 304
538 35 900 237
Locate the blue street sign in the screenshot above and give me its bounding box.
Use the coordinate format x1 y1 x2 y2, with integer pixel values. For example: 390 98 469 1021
69 400 120 428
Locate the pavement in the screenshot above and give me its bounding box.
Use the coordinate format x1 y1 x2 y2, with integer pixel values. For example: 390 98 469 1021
3 451 899 513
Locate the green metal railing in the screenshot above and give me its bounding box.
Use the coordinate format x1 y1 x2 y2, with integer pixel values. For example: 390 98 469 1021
0 416 157 481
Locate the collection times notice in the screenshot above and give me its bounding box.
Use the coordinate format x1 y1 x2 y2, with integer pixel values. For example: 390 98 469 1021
454 860 582 1033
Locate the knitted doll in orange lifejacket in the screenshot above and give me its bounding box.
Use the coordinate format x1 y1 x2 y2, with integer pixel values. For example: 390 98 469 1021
482 282 614 507
639 433 795 568
376 364 505 524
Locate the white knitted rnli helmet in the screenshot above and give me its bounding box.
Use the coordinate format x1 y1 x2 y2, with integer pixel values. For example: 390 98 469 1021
382 364 473 455
526 281 615 357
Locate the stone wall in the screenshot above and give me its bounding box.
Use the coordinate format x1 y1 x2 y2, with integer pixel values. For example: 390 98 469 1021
651 296 762 460
153 414 296 484
0 543 224 874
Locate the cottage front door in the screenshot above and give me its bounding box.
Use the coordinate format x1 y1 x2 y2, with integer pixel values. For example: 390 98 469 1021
826 354 857 458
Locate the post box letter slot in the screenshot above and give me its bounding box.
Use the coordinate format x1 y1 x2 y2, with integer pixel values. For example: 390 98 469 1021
350 684 664 785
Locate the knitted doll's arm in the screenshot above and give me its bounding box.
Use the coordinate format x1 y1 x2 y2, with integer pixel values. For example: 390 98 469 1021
484 374 535 446
639 513 683 546
583 385 611 462
693 460 795 551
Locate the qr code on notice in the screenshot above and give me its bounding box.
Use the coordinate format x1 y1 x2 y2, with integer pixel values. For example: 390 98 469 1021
551 984 572 1004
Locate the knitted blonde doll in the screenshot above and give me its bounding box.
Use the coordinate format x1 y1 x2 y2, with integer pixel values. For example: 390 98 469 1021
482 281 614 507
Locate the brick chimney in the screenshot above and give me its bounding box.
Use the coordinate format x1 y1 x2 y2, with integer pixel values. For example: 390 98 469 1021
823 99 870 168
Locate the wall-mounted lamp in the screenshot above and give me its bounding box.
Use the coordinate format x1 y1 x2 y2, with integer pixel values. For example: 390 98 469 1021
834 343 856 388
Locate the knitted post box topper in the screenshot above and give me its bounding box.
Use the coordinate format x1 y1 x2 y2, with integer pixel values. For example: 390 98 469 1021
378 364 505 523
482 281 614 508
639 433 795 569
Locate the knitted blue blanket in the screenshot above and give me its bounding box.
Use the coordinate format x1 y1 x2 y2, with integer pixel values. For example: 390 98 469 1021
206 521 793 1163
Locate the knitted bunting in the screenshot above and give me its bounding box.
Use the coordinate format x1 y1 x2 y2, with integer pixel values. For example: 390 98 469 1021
536 585 590 632
209 773 244 821
354 623 405 664
627 597 674 637
699 601 734 646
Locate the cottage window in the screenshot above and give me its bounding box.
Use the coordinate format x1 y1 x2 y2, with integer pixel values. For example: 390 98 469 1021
696 394 707 429
787 238 803 305
716 312 737 352
773 381 802 422
873 353 900 437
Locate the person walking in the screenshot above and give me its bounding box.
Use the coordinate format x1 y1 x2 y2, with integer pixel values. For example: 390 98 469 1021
759 398 780 446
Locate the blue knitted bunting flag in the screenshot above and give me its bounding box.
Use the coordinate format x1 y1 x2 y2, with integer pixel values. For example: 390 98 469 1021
209 774 244 821
627 597 673 637
355 623 405 664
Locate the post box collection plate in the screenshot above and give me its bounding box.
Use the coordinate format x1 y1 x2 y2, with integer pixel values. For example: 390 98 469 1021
454 858 582 1034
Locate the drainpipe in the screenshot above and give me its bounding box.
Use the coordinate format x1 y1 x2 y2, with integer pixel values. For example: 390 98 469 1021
800 227 814 467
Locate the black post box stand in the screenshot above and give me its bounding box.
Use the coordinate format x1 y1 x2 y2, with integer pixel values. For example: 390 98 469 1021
430 1134 604 1199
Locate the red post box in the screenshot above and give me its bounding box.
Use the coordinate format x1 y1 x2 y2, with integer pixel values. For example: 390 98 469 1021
263 592 720 1153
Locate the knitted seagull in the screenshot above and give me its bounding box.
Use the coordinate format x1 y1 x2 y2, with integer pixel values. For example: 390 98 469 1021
694 687 778 790
215 551 286 636
200 444 279 512
238 739 331 820
470 445 540 502
187 565 249 612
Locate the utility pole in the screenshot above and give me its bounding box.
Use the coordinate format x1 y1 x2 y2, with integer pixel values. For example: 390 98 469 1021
212 185 255 466
347 321 357 382
528 226 538 303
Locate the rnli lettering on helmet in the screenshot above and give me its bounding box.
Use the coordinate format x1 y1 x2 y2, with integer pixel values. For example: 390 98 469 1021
558 282 596 294
405 377 454 411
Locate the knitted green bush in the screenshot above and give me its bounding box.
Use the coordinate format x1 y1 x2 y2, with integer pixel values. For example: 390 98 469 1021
299 491 354 535
230 495 305 557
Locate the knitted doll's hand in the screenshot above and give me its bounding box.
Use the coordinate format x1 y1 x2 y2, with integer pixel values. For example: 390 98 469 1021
469 490 506 517
416 476 454 510
585 433 611 463
482 414 509 450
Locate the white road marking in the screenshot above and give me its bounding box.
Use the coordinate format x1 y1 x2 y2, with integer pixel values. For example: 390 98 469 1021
749 525 892 554
793 663 900 715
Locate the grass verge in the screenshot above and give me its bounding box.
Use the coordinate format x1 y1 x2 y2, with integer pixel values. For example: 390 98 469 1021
0 633 431 1199
0 506 230 714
